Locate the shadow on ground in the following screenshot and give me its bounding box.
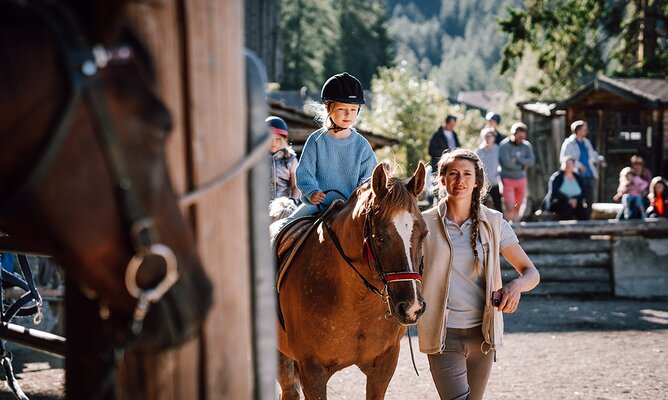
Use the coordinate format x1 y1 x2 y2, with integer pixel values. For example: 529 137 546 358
406 295 668 336
504 294 668 333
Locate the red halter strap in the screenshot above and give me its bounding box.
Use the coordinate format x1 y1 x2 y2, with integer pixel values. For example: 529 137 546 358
363 235 422 283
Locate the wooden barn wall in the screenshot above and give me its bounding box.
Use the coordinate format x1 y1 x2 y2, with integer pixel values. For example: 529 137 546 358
126 3 188 194
123 1 252 399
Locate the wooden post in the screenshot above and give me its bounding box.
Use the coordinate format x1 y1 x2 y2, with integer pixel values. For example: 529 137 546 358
182 1 253 398
118 1 253 398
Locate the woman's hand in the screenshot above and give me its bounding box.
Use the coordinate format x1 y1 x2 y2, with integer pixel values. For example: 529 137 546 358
310 191 326 205
497 280 522 313
569 198 577 208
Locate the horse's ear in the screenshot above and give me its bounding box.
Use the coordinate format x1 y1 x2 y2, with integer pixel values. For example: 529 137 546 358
371 163 388 198
406 162 426 197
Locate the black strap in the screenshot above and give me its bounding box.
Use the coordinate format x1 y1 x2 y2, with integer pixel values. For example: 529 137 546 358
1 255 43 322
322 222 383 297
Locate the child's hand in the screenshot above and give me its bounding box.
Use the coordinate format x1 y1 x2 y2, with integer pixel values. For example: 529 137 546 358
311 191 326 205
613 193 621 201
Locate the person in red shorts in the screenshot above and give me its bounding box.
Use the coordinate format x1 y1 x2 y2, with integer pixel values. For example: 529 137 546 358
498 122 535 223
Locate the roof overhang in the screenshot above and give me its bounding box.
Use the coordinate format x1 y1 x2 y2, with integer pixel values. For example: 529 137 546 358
557 76 662 110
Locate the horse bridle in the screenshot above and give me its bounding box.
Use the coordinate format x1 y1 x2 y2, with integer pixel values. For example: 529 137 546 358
0 1 178 351
324 201 424 317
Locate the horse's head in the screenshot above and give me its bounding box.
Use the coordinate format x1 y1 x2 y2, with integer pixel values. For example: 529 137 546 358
361 162 428 325
0 1 211 350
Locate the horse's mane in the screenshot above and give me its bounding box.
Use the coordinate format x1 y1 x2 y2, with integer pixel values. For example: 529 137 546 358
347 174 420 221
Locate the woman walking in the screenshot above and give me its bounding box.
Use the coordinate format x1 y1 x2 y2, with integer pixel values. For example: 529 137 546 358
418 148 540 400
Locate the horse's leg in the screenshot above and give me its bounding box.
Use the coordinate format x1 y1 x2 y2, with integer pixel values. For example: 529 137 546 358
359 345 401 400
296 358 331 400
277 351 301 400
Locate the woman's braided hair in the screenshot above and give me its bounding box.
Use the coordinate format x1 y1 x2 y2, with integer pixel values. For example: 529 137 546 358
437 149 489 276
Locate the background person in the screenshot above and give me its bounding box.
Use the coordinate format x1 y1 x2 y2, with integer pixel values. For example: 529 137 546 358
613 166 648 220
475 127 501 211
630 155 652 208
559 120 606 220
542 156 587 220
630 155 652 187
419 148 540 400
267 116 300 202
646 176 668 218
498 122 535 223
429 114 460 171
484 111 505 145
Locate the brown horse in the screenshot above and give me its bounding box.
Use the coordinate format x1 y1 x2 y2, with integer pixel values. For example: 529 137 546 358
0 0 211 353
277 162 428 399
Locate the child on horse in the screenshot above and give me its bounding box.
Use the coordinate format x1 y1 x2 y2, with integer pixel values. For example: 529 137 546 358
272 72 377 234
267 116 300 202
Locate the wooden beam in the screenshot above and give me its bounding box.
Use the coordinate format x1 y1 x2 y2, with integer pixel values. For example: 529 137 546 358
512 218 668 238
519 238 611 254
518 281 612 296
502 265 610 282
502 252 610 269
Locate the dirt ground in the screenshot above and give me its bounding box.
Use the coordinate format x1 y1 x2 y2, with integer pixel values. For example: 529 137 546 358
325 295 668 400
2 295 668 399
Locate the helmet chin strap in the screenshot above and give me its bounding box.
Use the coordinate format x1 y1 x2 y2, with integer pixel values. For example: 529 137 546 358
328 117 346 133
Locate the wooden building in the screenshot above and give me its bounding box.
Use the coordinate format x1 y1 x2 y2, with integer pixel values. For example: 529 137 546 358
268 99 399 154
519 76 668 208
557 76 668 201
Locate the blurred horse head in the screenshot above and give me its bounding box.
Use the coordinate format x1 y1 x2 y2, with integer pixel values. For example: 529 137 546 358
0 0 212 351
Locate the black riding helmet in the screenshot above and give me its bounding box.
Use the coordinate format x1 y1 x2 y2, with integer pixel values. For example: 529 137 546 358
320 72 365 105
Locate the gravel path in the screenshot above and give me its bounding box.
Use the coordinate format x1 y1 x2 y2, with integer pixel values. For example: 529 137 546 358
326 295 668 400
2 296 668 399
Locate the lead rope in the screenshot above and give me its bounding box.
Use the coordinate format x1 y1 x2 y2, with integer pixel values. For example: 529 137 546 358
406 327 420 376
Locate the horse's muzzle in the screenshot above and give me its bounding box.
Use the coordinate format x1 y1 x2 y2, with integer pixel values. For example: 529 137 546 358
394 298 426 326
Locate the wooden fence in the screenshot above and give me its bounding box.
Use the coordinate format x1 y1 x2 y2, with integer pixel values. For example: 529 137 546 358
503 219 668 297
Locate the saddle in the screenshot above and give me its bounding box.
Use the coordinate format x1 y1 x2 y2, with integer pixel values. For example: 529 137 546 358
273 200 344 293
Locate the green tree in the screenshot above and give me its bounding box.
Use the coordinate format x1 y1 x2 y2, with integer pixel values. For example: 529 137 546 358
281 0 338 90
499 0 668 98
280 0 395 91
388 0 521 95
363 64 484 172
324 0 395 88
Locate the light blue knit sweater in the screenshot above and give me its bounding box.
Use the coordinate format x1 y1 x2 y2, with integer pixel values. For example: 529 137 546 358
296 128 377 205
